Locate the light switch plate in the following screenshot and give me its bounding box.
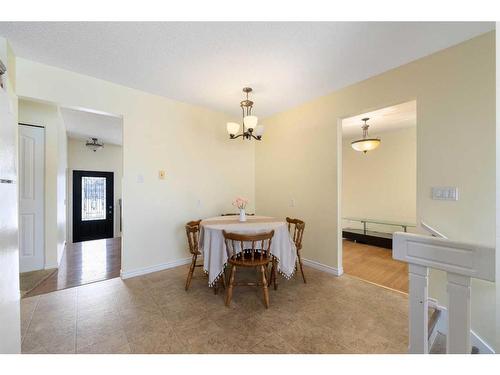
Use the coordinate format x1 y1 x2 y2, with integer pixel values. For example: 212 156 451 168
432 187 458 201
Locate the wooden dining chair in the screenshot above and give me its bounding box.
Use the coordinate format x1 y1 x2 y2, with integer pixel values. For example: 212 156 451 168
286 217 306 283
185 220 202 291
185 220 225 294
223 230 275 308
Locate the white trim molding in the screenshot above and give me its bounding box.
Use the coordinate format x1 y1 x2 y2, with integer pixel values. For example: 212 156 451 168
120 257 191 279
302 258 343 276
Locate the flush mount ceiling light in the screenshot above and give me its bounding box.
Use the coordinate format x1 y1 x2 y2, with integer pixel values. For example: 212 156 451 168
86 137 104 152
226 87 264 141
351 117 381 153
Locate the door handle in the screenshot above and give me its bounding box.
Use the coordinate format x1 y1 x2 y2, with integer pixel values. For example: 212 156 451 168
0 179 15 184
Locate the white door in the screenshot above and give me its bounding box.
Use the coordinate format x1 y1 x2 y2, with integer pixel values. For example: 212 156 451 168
18 124 45 272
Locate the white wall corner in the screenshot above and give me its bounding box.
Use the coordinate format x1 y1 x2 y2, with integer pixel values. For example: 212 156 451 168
302 258 343 276
120 257 192 279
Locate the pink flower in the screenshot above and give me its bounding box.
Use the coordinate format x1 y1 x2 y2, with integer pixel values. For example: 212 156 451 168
232 197 248 209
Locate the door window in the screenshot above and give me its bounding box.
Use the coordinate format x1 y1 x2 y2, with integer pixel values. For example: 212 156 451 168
81 176 106 221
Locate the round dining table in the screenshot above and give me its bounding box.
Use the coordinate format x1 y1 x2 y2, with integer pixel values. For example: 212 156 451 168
199 215 297 286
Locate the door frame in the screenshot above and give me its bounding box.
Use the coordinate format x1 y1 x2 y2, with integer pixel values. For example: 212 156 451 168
72 170 114 243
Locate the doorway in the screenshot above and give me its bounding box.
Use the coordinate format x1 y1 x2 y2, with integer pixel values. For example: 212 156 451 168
339 100 416 293
72 170 114 242
18 100 123 297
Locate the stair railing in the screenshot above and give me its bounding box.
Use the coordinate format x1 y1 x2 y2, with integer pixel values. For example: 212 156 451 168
393 229 495 353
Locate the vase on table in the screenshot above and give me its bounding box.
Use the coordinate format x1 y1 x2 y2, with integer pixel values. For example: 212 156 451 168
239 208 247 222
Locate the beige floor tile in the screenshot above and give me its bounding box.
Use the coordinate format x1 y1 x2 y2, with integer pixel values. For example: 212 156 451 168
127 323 185 354
249 333 300 354
77 331 131 354
20 296 40 341
76 312 125 350
22 323 76 354
20 264 409 354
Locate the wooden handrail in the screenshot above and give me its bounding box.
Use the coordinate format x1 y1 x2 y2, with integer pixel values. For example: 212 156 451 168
393 232 495 354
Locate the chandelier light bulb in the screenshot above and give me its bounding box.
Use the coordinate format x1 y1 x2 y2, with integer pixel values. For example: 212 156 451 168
243 115 258 131
226 122 240 135
255 125 265 137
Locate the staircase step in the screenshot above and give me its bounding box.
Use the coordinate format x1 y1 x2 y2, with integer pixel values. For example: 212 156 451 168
428 307 441 339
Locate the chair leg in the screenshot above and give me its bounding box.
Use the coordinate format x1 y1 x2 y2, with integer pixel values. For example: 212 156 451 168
185 254 197 291
260 265 270 308
268 262 274 287
214 280 218 295
225 265 236 307
297 251 307 284
221 271 227 289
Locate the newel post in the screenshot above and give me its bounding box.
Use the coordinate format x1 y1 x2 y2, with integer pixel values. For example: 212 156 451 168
408 263 429 354
446 273 471 354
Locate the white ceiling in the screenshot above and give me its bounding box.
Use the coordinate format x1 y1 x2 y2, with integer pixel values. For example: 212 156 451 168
61 107 123 146
342 100 416 138
0 22 494 117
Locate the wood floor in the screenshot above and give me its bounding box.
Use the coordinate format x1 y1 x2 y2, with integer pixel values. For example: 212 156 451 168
342 239 408 293
25 238 121 298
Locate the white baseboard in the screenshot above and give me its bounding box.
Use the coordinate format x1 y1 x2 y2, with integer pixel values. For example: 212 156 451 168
302 258 343 276
430 301 495 354
120 257 191 279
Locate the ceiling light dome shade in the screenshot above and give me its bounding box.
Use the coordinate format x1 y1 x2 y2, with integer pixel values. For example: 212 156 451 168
227 122 240 135
243 115 258 131
351 138 381 153
351 117 381 153
86 137 104 152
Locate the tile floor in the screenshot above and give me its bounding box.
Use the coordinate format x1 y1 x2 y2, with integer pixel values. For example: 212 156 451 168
21 265 409 354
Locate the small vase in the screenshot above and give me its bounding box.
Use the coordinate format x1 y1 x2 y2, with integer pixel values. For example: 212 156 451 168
239 208 247 222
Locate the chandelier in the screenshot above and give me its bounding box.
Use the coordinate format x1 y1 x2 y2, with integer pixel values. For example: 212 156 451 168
351 118 381 153
86 137 104 152
226 87 264 141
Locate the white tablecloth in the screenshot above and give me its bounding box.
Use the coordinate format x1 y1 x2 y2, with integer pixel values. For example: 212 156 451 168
199 216 297 286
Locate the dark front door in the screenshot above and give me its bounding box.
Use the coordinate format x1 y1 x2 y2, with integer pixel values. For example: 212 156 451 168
73 170 114 242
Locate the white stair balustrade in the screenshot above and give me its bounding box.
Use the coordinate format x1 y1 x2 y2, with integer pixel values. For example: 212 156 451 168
393 232 495 354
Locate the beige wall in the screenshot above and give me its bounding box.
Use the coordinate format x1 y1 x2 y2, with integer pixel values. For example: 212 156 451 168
14 57 255 276
67 138 123 240
256 32 495 345
342 127 416 225
18 99 67 268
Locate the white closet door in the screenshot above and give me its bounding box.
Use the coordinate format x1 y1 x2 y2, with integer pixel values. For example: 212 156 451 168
19 124 45 272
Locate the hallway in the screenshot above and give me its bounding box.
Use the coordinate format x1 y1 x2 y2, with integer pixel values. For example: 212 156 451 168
25 238 121 297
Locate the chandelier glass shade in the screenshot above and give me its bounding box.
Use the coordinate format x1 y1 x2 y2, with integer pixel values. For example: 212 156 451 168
226 87 264 141
351 118 381 153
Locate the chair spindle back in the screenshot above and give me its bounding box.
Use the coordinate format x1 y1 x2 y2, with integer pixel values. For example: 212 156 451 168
185 220 201 255
286 217 305 248
222 230 274 261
